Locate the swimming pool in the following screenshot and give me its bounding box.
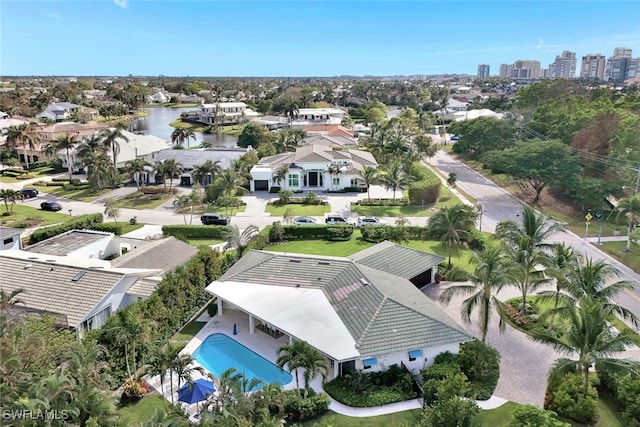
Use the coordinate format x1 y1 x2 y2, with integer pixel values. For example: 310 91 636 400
192 333 293 386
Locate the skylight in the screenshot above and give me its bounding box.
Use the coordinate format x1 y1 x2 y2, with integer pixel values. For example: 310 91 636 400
72 271 86 282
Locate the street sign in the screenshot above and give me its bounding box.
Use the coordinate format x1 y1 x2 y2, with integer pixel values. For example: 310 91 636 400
585 212 593 222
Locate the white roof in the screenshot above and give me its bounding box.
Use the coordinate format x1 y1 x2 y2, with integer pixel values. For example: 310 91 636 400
453 109 504 121
202 102 247 108
298 108 344 115
111 130 171 166
207 280 360 361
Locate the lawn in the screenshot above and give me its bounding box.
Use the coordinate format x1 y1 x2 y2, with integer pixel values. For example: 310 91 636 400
598 241 640 273
475 401 522 426
117 192 175 210
101 222 145 235
187 238 225 248
266 230 374 257
265 203 331 216
301 409 421 427
351 186 464 217
0 166 63 183
171 320 207 344
0 204 69 228
117 393 167 425
32 184 107 203
405 239 475 273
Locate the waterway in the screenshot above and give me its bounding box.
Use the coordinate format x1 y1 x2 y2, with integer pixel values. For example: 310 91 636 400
128 106 238 148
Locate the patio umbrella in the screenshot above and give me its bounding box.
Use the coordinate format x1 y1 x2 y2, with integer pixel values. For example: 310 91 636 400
177 378 216 404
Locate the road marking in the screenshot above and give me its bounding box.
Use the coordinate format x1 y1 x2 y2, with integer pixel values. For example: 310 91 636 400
625 289 640 303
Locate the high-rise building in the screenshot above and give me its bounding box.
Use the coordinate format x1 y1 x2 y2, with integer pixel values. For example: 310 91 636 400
477 64 490 78
499 64 512 78
549 51 576 78
605 47 633 81
580 53 606 80
511 60 541 79
627 58 639 79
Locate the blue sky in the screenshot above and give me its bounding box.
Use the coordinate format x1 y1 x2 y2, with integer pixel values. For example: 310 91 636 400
2 1 640 77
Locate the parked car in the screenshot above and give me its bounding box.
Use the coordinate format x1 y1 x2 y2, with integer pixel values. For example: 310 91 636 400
325 215 357 226
20 188 39 199
357 216 387 227
449 135 459 141
200 212 230 225
293 216 317 226
40 201 62 211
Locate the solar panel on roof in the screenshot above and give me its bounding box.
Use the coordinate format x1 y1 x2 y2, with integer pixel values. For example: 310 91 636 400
72 271 86 282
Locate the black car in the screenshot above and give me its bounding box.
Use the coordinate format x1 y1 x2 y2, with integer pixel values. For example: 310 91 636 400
20 188 39 198
40 201 63 211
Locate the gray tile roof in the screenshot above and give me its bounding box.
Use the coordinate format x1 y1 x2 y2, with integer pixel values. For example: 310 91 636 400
126 277 161 298
152 147 246 171
218 243 471 357
349 240 445 279
111 236 197 272
24 230 112 256
0 226 23 239
0 255 125 327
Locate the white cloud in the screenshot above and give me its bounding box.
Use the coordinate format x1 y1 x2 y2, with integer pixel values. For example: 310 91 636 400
536 37 544 50
113 0 128 9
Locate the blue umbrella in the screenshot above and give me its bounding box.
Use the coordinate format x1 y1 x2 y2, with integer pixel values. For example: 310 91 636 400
178 378 216 404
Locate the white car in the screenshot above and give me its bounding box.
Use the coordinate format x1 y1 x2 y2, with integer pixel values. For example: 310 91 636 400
325 215 357 226
293 216 318 225
357 216 387 227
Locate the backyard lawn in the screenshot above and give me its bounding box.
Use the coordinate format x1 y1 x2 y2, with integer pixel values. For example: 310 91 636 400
301 409 421 426
32 184 107 203
187 238 225 248
171 320 207 344
0 204 69 228
117 393 166 425
350 186 463 217
265 203 331 216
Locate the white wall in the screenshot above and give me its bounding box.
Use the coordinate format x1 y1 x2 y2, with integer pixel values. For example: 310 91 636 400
67 235 112 260
356 342 461 374
0 234 22 250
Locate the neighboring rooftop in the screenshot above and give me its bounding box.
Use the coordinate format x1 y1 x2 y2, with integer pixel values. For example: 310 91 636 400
24 230 112 256
152 147 246 170
111 236 198 272
0 226 23 239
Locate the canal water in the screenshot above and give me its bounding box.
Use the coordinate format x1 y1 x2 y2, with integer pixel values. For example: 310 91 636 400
128 106 238 148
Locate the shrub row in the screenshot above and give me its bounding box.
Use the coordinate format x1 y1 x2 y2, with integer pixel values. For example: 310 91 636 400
28 213 103 244
599 370 640 425
269 224 353 241
89 223 125 235
407 162 441 205
34 180 66 187
283 389 331 421
162 224 230 239
360 225 432 243
354 198 408 206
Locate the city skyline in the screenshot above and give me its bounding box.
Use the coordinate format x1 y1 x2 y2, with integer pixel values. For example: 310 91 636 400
2 1 640 77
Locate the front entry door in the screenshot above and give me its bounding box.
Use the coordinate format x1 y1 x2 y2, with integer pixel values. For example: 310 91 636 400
308 171 319 186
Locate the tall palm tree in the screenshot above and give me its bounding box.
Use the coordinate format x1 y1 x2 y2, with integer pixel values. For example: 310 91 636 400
531 297 640 398
76 134 106 162
271 164 289 188
614 195 640 252
300 346 328 393
224 225 258 259
379 161 414 201
0 189 22 214
327 163 342 191
154 161 168 192
6 123 41 170
161 159 183 193
125 157 152 191
100 125 129 167
540 243 579 329
496 205 563 315
171 352 204 404
53 132 80 181
440 246 516 342
106 309 149 379
357 166 379 202
428 204 477 266
283 100 299 121
276 340 307 394
218 168 246 197
174 194 192 225
146 345 173 410
171 127 196 148
193 159 222 186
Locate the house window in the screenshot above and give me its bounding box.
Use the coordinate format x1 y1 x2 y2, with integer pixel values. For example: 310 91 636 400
3 237 14 245
350 178 359 187
288 174 299 187
408 349 423 362
362 357 377 369
332 177 340 186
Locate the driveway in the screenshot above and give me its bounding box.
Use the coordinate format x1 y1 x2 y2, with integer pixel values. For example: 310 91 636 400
423 281 561 406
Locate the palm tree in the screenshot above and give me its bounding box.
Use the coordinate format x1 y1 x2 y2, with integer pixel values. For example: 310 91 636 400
106 308 149 379
218 168 246 197
161 159 183 192
125 157 152 191
447 172 457 196
146 345 173 410
192 160 222 186
53 132 80 181
224 225 258 259
171 352 205 404
104 197 120 226
300 346 328 393
496 205 563 315
276 340 307 394
531 297 640 398
540 243 579 329
154 161 167 192
171 127 196 148
0 189 22 214
283 101 299 121
428 204 477 266
0 287 25 316
6 123 41 170
357 166 379 202
614 195 640 252
76 134 106 162
327 163 342 191
440 246 516 342
272 164 289 188
100 126 129 167
379 161 413 201
174 194 192 225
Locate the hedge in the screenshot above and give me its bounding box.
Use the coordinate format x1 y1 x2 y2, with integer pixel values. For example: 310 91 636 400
360 225 432 243
162 224 230 239
142 186 177 195
407 162 441 205
269 224 353 241
353 198 408 206
28 213 104 244
90 223 124 235
283 389 331 421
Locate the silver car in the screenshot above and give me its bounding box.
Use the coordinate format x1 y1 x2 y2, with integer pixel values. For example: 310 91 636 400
293 216 318 225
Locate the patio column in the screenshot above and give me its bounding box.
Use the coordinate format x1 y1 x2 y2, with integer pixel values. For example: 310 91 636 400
217 297 223 316
289 335 293 344
248 314 254 334
333 360 339 378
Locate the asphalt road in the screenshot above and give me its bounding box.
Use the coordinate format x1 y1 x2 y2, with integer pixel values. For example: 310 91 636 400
427 150 640 321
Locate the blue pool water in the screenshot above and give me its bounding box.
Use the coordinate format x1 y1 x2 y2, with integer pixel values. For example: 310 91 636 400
193 333 293 386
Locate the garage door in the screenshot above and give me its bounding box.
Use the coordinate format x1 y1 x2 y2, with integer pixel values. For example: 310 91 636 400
254 180 269 191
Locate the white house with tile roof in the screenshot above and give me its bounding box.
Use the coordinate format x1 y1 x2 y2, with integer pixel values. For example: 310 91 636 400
205 242 472 378
249 144 377 192
288 108 345 129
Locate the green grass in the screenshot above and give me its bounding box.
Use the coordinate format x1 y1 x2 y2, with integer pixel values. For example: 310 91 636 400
187 238 225 248
404 240 475 272
265 203 331 216
598 241 640 273
301 409 421 427
0 167 67 183
351 187 463 217
0 204 69 228
475 401 522 426
117 393 166 425
109 222 145 235
171 320 207 344
32 184 107 203
117 192 175 210
266 230 374 257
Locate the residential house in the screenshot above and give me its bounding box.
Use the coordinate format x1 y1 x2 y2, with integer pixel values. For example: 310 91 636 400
300 134 358 149
249 144 377 192
304 125 355 138
148 92 169 104
288 108 345 129
206 242 472 379
452 109 504 122
0 227 23 250
151 147 246 185
36 102 98 122
196 102 260 126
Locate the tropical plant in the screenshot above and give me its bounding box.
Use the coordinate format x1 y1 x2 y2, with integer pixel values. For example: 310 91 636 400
379 161 414 201
217 168 246 197
0 189 22 214
103 197 121 226
171 352 205 404
327 163 342 191
99 125 129 167
192 160 222 186
223 225 258 259
171 127 196 148
276 340 308 394
174 194 193 225
614 195 640 252
0 287 25 315
53 132 80 181
125 158 152 191
358 166 379 202
6 122 41 170
272 164 289 187
145 345 172 410
162 159 183 193
428 204 476 266
105 308 151 379
440 246 516 342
